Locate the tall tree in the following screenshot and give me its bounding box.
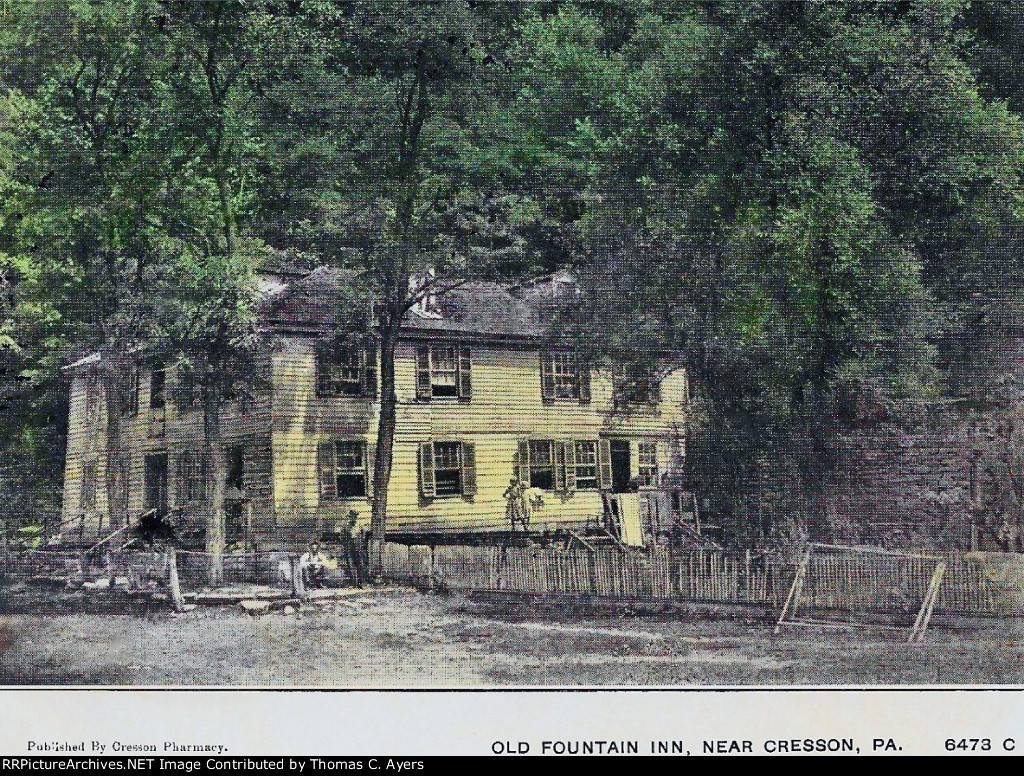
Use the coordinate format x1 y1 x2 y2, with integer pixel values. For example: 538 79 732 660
270 1 539 556
512 1 1024 542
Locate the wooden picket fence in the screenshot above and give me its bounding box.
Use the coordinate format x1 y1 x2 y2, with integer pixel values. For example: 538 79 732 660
378 542 1011 616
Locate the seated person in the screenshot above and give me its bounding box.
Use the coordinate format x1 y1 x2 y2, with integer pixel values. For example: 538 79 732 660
298 540 327 589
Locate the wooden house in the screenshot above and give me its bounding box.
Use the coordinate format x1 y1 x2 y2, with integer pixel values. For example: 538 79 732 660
60 265 689 549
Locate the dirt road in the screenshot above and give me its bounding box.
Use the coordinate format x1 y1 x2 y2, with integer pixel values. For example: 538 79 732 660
1 585 1021 685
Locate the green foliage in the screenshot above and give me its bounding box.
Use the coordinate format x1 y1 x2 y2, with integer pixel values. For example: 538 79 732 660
2 0 1024 545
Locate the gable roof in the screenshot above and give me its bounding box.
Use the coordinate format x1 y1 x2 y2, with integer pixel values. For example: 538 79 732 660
264 266 548 341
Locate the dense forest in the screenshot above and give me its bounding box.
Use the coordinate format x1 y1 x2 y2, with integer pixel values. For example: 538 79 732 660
3 0 1024 547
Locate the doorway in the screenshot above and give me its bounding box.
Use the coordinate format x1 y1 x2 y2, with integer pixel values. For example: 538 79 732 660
610 440 631 493
144 452 168 518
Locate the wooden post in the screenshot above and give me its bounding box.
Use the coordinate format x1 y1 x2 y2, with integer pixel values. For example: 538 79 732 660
167 547 185 613
775 545 812 634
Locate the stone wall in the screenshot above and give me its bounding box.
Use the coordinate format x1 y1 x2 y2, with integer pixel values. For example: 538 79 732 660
830 406 1023 550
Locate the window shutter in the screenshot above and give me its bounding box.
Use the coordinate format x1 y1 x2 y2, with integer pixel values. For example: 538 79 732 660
540 351 555 402
564 441 577 492
458 347 472 402
317 441 337 501
517 440 530 485
175 452 187 505
415 345 431 400
461 442 477 496
419 442 436 499
598 439 613 491
363 346 378 399
553 442 566 491
364 441 374 498
577 360 591 404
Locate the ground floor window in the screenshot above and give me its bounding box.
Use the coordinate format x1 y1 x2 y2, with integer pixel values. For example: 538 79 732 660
433 442 462 496
336 441 368 497
80 460 97 511
528 440 555 490
638 442 658 488
419 440 477 499
575 441 598 490
318 440 371 500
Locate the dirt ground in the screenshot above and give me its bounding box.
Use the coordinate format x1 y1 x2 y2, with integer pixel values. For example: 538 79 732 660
1 583 1022 686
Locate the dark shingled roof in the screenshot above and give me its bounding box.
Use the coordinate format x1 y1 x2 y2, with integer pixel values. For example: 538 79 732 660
264 266 547 340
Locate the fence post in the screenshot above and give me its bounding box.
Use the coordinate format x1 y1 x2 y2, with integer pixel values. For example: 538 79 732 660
497 546 505 592
744 549 751 602
167 547 185 613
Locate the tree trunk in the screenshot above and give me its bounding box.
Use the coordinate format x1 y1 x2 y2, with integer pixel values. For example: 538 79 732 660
369 323 400 573
204 395 226 586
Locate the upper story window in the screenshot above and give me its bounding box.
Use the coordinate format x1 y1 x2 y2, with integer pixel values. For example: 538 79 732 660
84 374 101 425
316 341 377 399
119 367 140 416
416 344 471 401
418 440 477 499
613 365 662 410
540 349 590 404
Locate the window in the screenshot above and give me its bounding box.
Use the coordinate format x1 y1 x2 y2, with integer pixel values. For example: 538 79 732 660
529 440 554 490
316 342 377 398
176 450 206 504
418 441 477 499
80 460 97 511
226 445 245 492
639 442 658 488
575 441 599 490
317 440 372 499
84 375 101 425
416 344 471 401
430 346 459 397
119 368 139 416
540 349 590 403
433 442 463 496
518 439 612 492
613 366 662 409
336 441 367 497
150 364 166 410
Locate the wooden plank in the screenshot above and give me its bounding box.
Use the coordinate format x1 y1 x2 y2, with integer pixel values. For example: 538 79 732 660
774 546 812 635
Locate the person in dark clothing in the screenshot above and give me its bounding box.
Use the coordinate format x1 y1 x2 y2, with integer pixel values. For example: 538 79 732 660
343 510 365 587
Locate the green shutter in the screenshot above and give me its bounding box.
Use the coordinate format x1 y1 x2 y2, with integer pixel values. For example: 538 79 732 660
564 441 577 492
461 442 477 496
419 442 436 499
317 441 336 501
553 442 566 491
540 351 555 402
416 345 431 400
458 347 472 402
598 439 613 491
517 439 530 485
